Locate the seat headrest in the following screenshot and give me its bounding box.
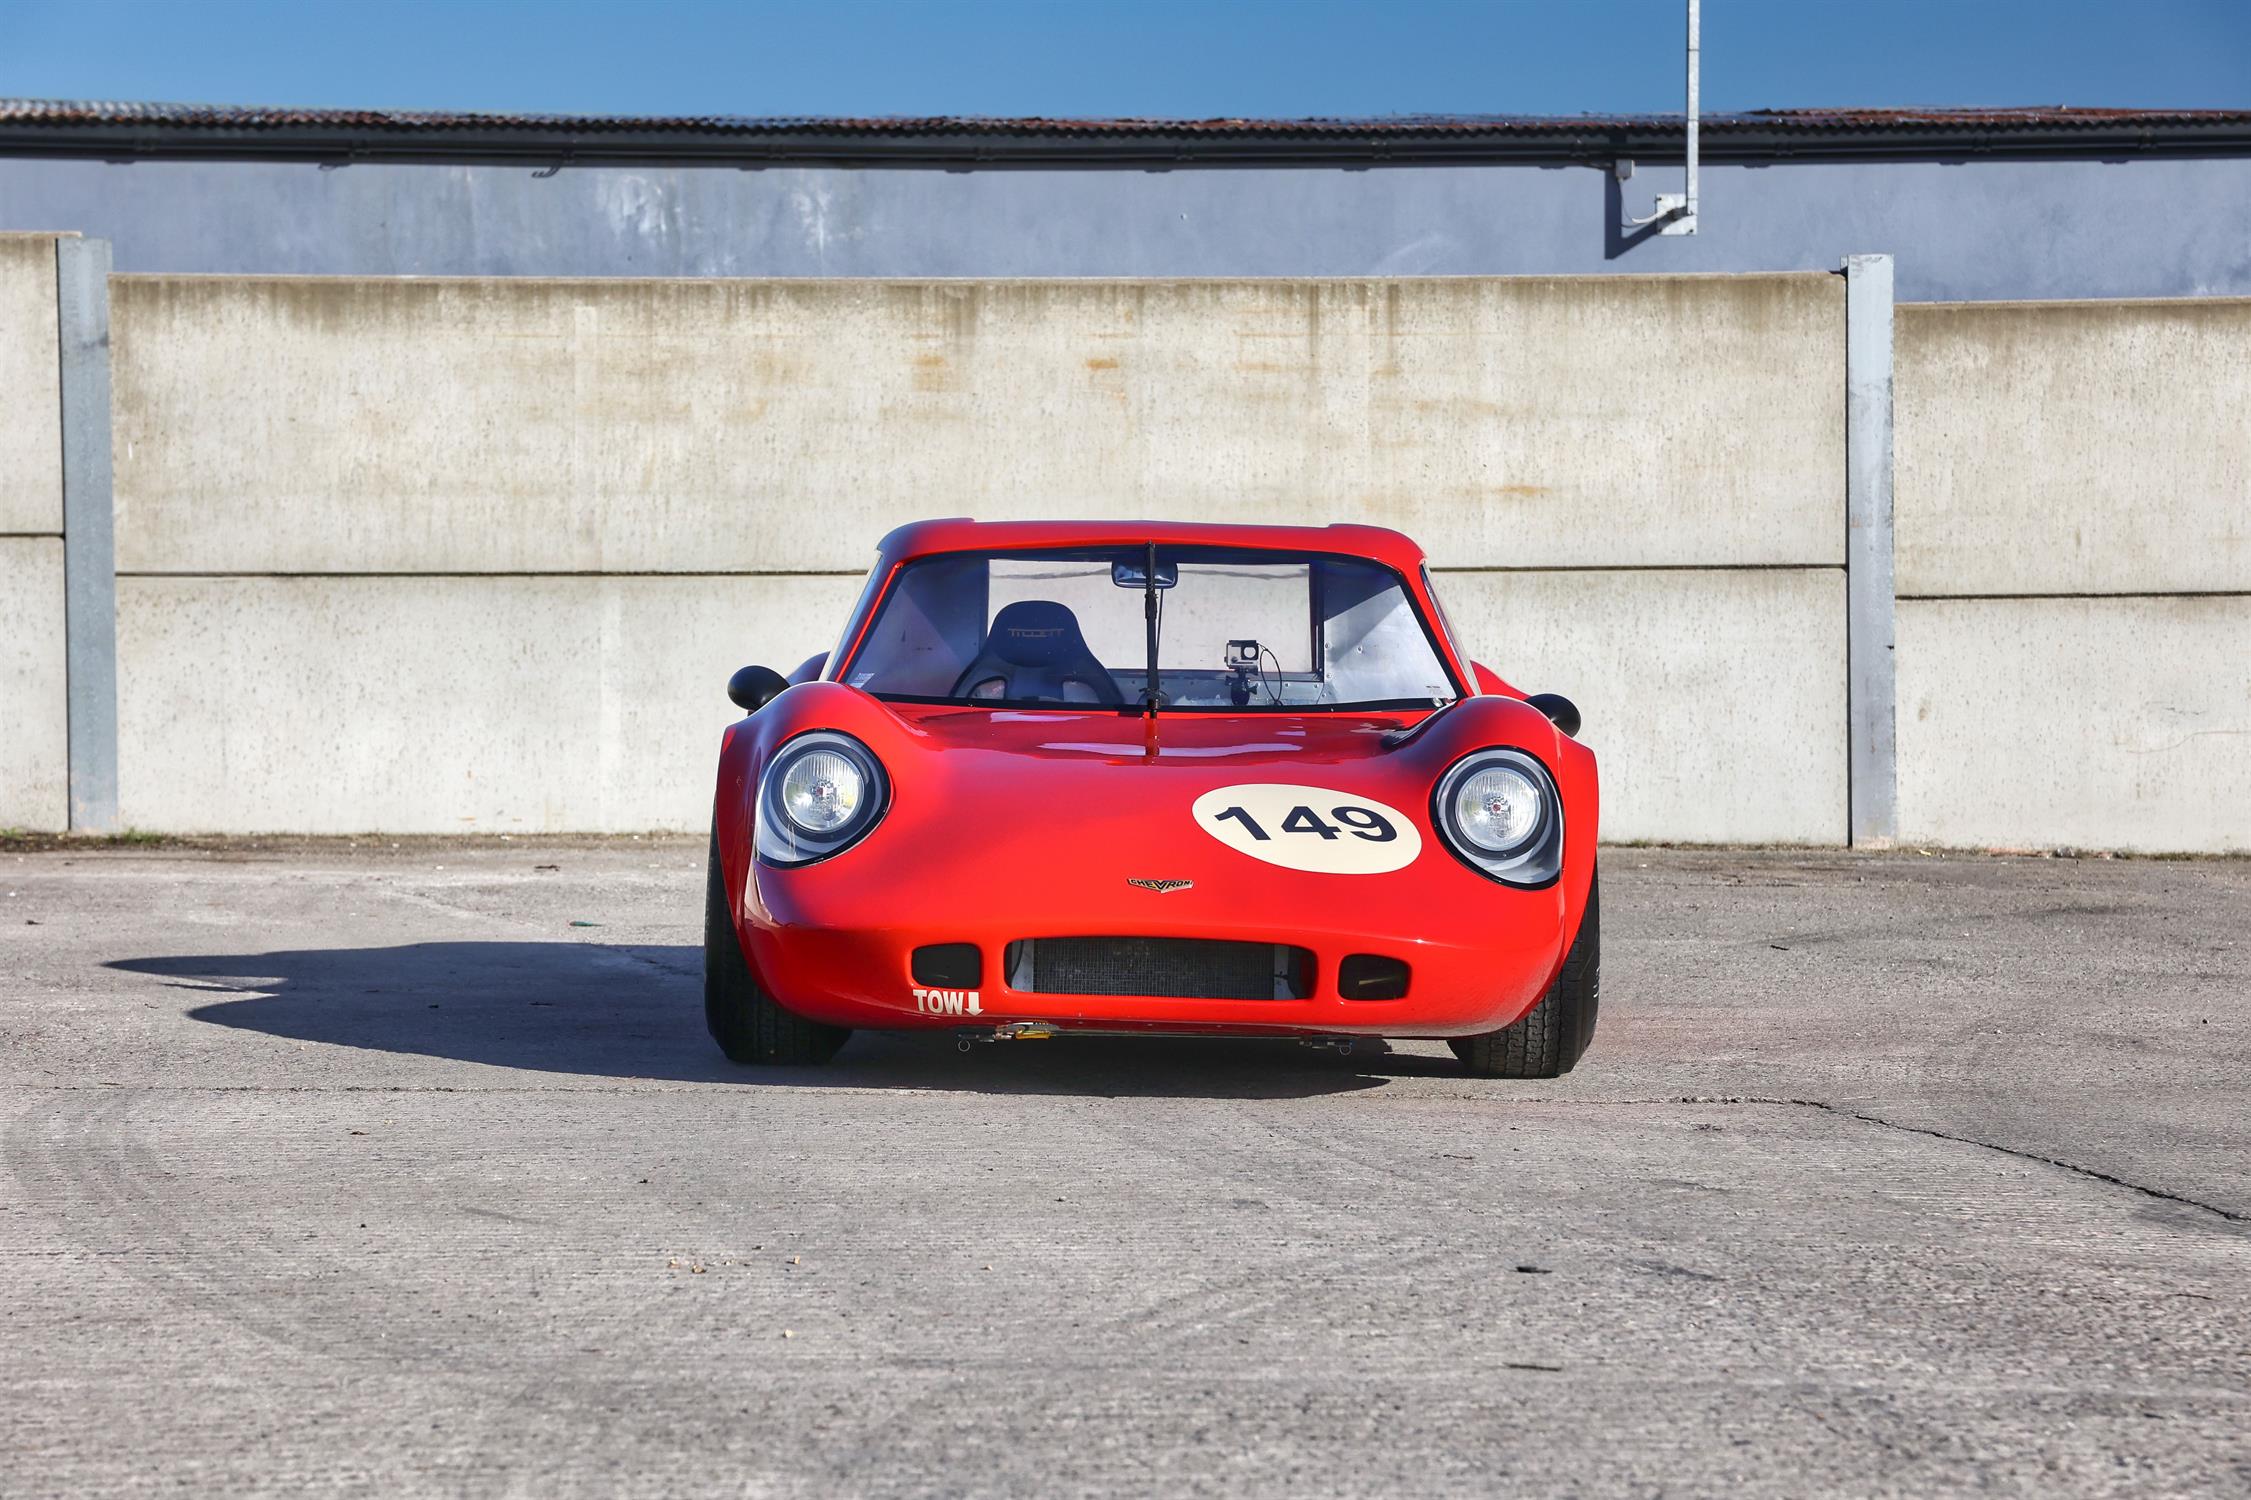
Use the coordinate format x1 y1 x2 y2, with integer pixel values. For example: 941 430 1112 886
988 600 1090 668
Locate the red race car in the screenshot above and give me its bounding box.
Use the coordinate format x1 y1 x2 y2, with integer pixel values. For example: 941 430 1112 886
707 519 1599 1077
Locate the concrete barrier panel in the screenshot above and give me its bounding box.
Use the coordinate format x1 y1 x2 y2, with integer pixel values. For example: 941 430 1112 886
1898 597 2251 852
0 235 62 534
0 537 67 830
1433 567 1848 845
1897 300 2251 597
113 273 1845 576
116 574 864 833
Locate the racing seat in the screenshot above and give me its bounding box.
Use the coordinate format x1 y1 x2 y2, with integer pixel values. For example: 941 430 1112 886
950 600 1126 706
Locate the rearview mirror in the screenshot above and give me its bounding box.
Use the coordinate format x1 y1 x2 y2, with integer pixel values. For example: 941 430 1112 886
1527 692 1581 739
1111 559 1178 590
727 665 789 714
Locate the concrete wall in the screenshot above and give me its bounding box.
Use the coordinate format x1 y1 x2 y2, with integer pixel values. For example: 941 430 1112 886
1897 600 2250 854
30 263 2247 848
116 575 863 834
1438 569 1847 845
8 154 2251 303
108 271 1846 838
1897 300 2251 597
0 235 67 831
1896 300 2251 853
112 274 1841 574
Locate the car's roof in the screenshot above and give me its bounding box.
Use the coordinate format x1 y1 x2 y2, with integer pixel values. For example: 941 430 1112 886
875 518 1430 570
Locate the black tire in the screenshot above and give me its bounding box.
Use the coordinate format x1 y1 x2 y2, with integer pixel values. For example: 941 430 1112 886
705 832 850 1066
1450 873 1600 1079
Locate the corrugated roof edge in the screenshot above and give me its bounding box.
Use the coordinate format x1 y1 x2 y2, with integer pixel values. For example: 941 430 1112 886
3 99 2248 166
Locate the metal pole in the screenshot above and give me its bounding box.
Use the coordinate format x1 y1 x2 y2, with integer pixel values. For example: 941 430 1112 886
1622 0 1700 233
1844 254 1897 848
1685 0 1699 222
56 236 118 834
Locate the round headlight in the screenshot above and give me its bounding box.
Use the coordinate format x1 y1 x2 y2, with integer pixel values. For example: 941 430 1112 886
1432 747 1563 887
1452 764 1543 853
756 731 888 866
778 749 865 835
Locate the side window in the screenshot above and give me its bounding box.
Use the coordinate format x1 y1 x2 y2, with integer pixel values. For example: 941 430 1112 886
847 555 990 694
1420 566 1473 675
1321 560 1453 703
823 561 891 682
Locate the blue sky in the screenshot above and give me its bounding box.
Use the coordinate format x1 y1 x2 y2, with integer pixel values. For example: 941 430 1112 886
2 0 2245 119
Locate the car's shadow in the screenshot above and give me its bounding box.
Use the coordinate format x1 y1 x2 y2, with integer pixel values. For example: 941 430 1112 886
113 942 1455 1098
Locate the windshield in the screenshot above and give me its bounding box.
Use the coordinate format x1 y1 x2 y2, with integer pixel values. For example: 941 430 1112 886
839 546 1460 712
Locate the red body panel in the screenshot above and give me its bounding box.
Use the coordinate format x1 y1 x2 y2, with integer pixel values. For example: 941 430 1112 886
713 520 1599 1039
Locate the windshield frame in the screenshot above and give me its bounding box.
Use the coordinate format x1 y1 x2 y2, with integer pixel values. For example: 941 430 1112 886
832 543 1469 714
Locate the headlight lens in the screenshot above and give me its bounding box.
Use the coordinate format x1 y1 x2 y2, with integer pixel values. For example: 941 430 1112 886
756 732 888 866
1433 748 1563 886
1451 765 1543 853
779 749 865 835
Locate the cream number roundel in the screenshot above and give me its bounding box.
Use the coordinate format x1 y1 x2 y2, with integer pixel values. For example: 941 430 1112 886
1190 783 1424 874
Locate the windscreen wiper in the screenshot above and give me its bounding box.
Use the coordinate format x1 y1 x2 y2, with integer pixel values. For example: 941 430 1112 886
1142 541 1159 719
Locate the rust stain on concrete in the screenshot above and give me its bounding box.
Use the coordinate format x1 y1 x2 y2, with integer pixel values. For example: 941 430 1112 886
912 352 953 393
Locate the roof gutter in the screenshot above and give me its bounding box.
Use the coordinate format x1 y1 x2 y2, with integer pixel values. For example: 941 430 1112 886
3 122 2249 171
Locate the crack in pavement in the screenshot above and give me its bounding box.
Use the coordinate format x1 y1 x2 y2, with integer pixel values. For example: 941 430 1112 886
1805 1099 2251 1226
1674 1094 2250 1226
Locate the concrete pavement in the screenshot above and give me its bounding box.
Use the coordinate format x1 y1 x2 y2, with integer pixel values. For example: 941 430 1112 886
3 841 2246 1496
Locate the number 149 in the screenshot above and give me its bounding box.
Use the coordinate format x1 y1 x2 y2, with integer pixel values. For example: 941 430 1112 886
1212 803 1397 843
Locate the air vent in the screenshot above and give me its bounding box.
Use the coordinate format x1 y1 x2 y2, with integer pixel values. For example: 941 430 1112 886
911 943 982 989
1336 953 1411 1000
1005 937 1312 1001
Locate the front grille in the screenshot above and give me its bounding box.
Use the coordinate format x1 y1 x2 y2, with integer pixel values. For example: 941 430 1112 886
1005 937 1312 1001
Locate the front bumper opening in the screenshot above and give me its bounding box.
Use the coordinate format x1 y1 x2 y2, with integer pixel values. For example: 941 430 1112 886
911 942 983 989
1004 937 1314 1001
1336 953 1412 1000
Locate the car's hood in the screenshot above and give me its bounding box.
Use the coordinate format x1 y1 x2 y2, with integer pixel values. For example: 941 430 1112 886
880 701 1428 770
726 684 1579 798
714 682 1598 941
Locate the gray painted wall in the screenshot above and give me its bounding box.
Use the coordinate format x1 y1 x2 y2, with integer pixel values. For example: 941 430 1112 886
4 154 2249 300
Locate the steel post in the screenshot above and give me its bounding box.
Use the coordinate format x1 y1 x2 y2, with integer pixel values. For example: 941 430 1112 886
1844 253 1897 847
56 235 118 834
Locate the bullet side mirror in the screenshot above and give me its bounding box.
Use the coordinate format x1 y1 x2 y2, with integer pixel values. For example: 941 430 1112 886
1527 692 1581 739
727 665 790 714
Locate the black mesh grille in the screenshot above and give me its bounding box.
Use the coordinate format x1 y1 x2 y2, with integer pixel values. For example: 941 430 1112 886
1006 937 1311 1000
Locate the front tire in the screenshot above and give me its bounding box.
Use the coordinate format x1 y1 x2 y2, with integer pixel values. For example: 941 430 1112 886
705 832 849 1066
1450 873 1599 1079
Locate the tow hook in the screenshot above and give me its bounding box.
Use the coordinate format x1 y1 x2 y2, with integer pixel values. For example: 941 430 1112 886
1298 1035 1357 1056
956 1021 1059 1051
